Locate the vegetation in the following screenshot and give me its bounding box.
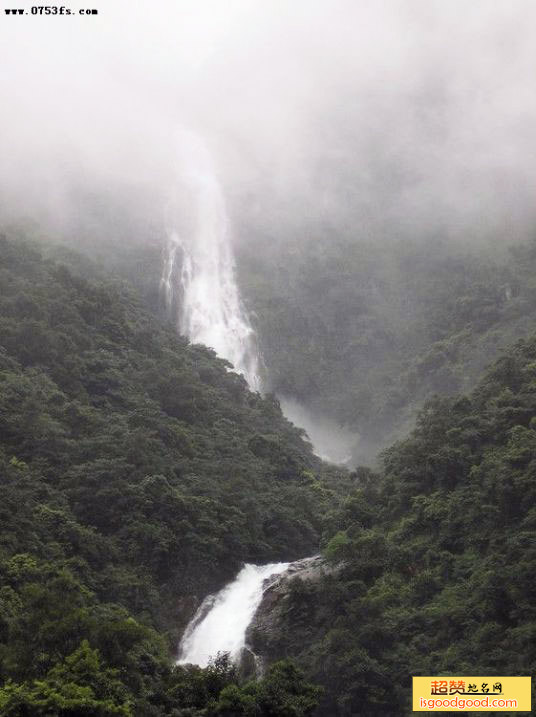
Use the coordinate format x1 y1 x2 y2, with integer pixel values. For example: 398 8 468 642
3 232 536 715
0 651 321 716
238 233 536 461
257 336 536 714
0 236 334 714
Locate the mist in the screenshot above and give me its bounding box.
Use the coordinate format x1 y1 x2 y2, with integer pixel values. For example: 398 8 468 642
279 397 358 467
2 0 536 247
3 0 536 463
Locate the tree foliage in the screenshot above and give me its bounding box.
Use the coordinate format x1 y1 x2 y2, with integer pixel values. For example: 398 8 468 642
0 236 333 713
255 337 536 714
238 233 536 460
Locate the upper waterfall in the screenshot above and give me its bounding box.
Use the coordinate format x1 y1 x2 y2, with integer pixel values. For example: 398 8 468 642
161 129 262 392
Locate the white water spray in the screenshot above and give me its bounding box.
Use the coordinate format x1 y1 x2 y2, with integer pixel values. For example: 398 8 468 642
161 129 261 391
178 562 289 667
278 396 358 467
160 130 354 462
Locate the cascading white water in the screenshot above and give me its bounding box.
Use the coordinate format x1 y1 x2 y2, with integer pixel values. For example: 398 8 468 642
178 562 290 667
160 130 356 462
161 129 261 391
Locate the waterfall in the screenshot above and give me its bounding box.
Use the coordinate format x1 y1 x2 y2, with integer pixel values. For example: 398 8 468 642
177 562 290 667
161 129 262 392
159 130 354 463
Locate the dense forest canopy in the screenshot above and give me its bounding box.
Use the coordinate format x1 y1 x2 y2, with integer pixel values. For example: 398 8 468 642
0 236 342 714
247 335 536 714
3 227 536 714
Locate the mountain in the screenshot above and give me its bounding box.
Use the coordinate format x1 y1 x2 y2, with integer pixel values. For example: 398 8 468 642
3 232 536 715
0 235 342 715
248 334 536 714
237 232 536 462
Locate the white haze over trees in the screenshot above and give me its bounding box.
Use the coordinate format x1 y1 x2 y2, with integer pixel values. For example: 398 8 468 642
2 0 536 462
1 0 536 245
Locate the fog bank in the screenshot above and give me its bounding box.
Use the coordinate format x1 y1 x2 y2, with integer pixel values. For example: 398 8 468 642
1 1 536 247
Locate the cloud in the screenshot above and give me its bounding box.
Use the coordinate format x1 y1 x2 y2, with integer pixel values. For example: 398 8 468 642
1 0 535 243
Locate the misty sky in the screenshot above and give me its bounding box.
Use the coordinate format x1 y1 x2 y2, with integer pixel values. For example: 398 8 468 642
1 0 536 244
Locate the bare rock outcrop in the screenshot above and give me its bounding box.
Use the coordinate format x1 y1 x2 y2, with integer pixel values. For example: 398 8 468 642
245 555 339 670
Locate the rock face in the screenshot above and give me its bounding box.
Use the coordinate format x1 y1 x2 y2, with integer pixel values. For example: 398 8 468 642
245 555 339 670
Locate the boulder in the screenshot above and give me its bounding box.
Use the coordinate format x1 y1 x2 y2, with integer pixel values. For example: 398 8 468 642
245 555 339 667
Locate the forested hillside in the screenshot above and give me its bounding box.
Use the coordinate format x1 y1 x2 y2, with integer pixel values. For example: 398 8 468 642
3 1 536 715
3 235 536 716
0 236 338 714
238 233 536 461
254 335 536 714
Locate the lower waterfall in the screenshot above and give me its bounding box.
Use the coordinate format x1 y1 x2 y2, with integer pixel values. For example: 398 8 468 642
177 562 290 668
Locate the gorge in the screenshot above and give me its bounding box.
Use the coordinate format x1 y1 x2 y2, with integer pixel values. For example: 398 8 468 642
2 2 536 714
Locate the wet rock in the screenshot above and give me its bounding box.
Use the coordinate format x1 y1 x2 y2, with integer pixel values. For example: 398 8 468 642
245 555 340 663
238 646 260 680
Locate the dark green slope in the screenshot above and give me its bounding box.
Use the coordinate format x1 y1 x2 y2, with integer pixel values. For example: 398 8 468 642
5 234 536 716
0 236 339 714
258 336 536 715
237 233 536 462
